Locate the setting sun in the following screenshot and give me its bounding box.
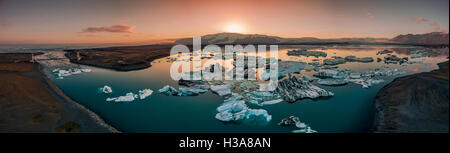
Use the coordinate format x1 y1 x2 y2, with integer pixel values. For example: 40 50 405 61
225 24 245 33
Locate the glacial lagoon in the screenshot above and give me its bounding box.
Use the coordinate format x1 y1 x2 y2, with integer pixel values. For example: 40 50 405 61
41 45 448 133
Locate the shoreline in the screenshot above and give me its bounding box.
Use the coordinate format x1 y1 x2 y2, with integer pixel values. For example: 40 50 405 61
37 63 121 133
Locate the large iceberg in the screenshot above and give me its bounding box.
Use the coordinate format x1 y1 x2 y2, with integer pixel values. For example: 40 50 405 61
275 74 334 103
215 94 272 122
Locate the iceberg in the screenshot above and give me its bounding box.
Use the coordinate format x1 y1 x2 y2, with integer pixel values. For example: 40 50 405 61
313 69 346 79
247 91 282 106
106 92 137 102
349 73 361 79
210 85 232 96
287 49 327 57
246 109 272 122
139 89 153 99
215 95 272 122
323 57 346 65
177 87 199 96
279 116 317 133
215 100 248 122
317 79 348 86
376 50 393 55
100 85 113 94
158 85 178 96
257 99 283 106
344 56 374 63
275 74 334 103
292 127 318 133
52 68 92 79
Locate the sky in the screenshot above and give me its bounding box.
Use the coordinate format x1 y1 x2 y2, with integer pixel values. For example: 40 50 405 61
0 0 448 44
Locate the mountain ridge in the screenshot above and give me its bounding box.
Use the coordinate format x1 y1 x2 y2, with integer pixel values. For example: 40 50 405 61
175 32 448 45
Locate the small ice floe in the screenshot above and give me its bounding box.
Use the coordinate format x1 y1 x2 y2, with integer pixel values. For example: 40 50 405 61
278 116 317 133
106 92 137 102
139 89 153 100
100 85 113 94
52 68 92 79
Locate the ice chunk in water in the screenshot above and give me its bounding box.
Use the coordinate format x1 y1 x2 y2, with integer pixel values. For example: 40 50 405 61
53 68 92 79
177 87 199 96
246 109 272 122
139 89 153 99
210 85 232 96
106 92 137 102
215 95 272 122
158 85 178 96
100 85 113 94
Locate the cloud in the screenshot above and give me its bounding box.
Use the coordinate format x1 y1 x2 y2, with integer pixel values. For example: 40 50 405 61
1 17 11 27
412 18 427 22
433 23 441 31
366 12 375 19
81 24 135 33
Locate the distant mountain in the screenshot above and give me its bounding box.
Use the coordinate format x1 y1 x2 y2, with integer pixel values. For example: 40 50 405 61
391 32 449 45
174 32 389 45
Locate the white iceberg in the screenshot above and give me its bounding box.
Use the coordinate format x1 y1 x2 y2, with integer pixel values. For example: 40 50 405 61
258 99 283 106
52 68 92 79
139 89 153 99
215 95 272 122
210 85 232 96
292 127 318 133
106 92 137 102
100 85 113 94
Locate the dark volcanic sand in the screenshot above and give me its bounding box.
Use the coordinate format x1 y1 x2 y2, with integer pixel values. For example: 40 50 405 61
65 44 174 71
0 53 117 133
373 61 449 133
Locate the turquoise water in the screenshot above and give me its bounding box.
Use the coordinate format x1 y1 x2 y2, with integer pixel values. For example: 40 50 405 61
48 45 447 133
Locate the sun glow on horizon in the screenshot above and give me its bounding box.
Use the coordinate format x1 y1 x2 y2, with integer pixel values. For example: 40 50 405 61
225 24 245 33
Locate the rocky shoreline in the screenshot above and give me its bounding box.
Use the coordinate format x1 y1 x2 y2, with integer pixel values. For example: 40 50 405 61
372 61 449 133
